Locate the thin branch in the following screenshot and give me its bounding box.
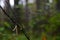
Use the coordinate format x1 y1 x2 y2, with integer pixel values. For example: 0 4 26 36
0 6 30 40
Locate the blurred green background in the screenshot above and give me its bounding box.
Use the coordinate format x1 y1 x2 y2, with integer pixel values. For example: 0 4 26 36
0 0 60 40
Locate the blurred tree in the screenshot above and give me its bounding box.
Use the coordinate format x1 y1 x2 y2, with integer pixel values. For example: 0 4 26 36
14 0 20 24
24 0 31 31
56 0 60 11
36 0 41 10
0 8 4 27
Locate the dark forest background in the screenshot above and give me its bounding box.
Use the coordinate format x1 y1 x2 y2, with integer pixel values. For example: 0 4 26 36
0 0 60 40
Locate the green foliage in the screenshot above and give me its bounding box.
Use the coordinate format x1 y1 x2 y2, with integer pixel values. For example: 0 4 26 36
49 14 60 25
4 22 11 28
0 0 60 40
0 27 5 32
45 13 60 32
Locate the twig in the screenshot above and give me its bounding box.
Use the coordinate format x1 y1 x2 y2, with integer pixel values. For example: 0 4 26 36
0 6 30 40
